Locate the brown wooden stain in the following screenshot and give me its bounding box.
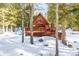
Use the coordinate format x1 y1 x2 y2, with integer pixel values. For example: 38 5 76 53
25 13 65 40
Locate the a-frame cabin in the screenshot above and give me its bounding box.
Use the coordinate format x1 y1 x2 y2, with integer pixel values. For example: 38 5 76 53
25 13 65 40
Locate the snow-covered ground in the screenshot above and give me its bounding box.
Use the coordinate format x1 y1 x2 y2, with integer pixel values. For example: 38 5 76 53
0 30 78 56
65 29 79 56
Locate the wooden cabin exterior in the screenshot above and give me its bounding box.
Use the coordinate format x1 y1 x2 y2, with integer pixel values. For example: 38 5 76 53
25 13 65 40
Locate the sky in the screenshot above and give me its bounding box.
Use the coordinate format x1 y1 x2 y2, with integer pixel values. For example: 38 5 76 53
34 3 48 17
34 3 48 13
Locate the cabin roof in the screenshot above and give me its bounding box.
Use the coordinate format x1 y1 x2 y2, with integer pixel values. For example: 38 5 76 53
33 13 49 25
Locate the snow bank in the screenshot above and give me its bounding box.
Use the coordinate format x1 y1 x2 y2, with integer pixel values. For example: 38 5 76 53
0 31 78 56
66 28 73 36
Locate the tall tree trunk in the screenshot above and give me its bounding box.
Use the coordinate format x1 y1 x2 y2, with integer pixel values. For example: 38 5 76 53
22 14 24 43
2 20 5 33
6 25 8 32
30 3 34 44
11 25 13 32
2 11 5 33
20 4 25 43
55 3 59 56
